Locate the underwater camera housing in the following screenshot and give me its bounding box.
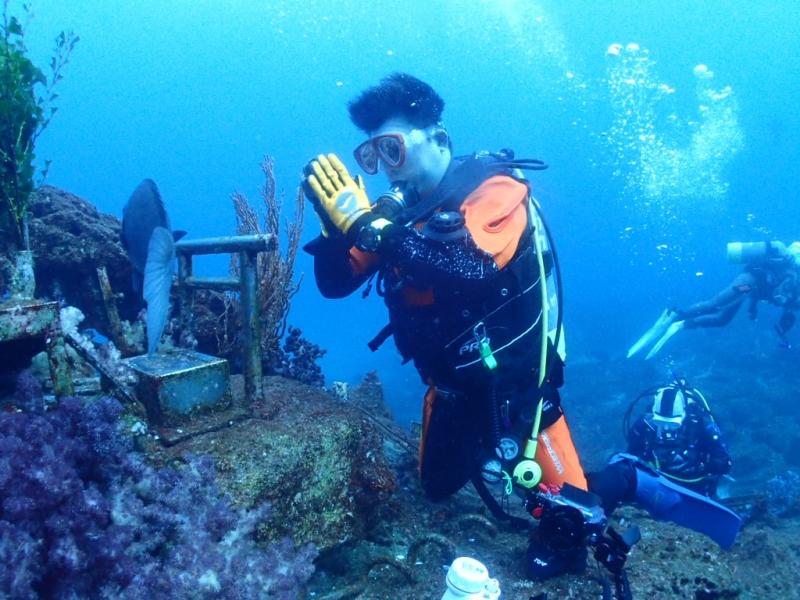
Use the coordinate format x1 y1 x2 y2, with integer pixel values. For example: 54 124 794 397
529 484 608 553
529 484 641 600
727 241 788 264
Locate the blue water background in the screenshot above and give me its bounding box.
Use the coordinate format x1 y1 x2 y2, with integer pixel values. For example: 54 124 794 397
22 0 800 429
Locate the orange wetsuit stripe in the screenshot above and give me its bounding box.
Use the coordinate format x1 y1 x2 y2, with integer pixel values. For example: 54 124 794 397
460 175 529 270
348 247 380 275
534 415 588 490
418 385 437 476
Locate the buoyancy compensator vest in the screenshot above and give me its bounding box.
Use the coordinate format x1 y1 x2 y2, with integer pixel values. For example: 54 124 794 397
371 150 565 394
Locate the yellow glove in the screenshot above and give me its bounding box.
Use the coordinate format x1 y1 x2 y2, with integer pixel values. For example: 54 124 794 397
304 154 372 235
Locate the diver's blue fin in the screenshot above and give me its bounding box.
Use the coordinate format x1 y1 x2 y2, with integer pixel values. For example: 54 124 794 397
645 319 685 359
143 226 175 354
611 454 741 549
627 309 675 358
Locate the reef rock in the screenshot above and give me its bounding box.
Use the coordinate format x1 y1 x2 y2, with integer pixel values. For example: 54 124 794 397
28 185 139 328
161 375 398 552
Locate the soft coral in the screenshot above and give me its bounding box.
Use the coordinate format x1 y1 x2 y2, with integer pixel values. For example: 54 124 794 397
0 391 317 599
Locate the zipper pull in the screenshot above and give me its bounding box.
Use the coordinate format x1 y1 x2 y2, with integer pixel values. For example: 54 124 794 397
474 323 497 370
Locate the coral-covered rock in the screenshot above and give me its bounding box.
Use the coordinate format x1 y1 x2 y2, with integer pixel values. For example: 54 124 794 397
163 375 398 552
347 370 394 421
28 186 140 329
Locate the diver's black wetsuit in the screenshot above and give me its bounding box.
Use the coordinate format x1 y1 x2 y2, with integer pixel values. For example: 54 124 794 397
306 155 579 504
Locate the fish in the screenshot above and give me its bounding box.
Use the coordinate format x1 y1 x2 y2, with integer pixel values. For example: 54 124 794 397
122 180 182 291
121 179 186 354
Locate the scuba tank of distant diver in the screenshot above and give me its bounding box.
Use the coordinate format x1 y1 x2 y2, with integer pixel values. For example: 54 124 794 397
727 241 789 263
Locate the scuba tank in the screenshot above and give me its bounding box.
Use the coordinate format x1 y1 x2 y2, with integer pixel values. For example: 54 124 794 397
727 241 790 264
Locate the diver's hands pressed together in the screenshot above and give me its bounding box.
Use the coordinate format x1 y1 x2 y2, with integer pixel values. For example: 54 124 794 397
303 154 373 237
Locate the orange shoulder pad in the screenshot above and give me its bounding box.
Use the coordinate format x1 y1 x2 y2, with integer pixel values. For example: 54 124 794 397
460 175 528 269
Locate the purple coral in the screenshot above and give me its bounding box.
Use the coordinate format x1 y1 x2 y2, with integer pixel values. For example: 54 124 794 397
0 395 317 598
13 370 45 414
281 326 326 387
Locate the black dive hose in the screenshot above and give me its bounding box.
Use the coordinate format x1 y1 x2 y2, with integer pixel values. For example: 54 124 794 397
540 200 637 600
622 386 662 441
493 159 549 171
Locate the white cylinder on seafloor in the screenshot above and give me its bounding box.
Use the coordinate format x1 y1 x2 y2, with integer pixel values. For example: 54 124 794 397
441 557 501 600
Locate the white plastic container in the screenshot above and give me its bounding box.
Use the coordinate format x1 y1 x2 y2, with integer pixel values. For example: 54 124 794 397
441 557 501 600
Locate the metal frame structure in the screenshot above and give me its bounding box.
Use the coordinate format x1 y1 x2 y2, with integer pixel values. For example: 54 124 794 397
175 233 276 401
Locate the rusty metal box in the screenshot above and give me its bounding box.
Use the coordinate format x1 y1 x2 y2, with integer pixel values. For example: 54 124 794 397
126 349 230 425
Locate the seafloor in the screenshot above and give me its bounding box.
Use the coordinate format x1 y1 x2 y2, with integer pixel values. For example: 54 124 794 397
159 372 799 600
302 375 799 600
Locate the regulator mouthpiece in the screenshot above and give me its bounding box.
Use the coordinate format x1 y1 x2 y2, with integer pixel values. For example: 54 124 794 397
373 182 409 222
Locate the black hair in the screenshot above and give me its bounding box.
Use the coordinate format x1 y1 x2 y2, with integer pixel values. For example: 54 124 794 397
348 72 445 133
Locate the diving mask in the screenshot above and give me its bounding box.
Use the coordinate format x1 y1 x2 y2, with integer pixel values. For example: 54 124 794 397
354 133 406 174
646 414 682 442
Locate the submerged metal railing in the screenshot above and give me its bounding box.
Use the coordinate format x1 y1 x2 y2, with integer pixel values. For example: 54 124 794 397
175 233 276 401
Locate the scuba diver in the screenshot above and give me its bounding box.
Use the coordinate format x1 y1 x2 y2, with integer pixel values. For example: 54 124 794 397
624 378 732 497
302 72 741 592
628 240 800 359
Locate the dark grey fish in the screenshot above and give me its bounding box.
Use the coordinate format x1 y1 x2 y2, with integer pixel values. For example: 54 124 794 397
121 179 185 354
121 179 171 294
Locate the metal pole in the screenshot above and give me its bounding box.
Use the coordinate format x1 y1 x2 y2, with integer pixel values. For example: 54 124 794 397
96 267 134 355
175 234 275 256
239 249 262 401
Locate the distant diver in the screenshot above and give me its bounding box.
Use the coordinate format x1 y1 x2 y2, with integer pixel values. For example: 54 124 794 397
121 179 185 354
628 240 800 359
